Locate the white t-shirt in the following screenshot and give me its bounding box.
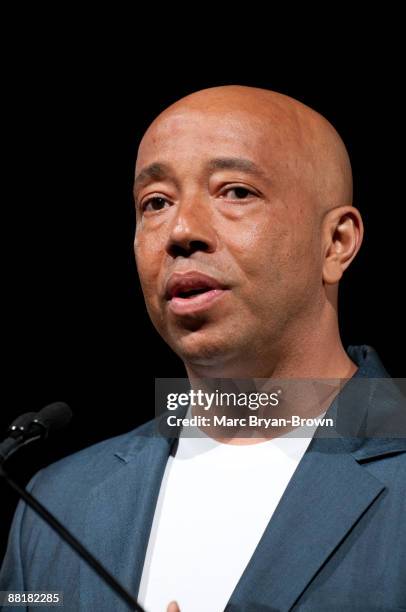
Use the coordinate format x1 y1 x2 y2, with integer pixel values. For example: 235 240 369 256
138 421 317 612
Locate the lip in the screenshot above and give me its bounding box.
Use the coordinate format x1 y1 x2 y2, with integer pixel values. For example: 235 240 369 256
165 271 229 315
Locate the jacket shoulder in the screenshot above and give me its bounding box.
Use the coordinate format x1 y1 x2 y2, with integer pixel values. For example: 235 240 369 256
29 418 157 502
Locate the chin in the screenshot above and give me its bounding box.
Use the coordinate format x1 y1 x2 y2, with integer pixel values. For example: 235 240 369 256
169 327 235 367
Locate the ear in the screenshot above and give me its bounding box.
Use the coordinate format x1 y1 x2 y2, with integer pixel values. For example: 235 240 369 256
322 206 364 285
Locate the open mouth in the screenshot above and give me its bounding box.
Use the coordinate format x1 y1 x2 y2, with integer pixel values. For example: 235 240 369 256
165 272 229 315
173 286 214 299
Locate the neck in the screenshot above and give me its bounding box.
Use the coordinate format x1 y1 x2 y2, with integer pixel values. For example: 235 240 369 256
185 306 357 381
181 305 357 445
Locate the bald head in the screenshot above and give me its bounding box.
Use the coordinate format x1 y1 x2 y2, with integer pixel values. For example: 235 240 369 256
138 85 353 217
134 85 363 379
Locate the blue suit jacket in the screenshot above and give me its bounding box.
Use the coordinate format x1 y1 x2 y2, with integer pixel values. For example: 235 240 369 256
1 346 406 611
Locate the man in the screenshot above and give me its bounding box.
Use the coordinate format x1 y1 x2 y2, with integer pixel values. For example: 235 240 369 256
1 85 405 611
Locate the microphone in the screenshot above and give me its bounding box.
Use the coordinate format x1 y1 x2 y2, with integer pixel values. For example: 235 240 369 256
0 404 145 611
0 402 72 464
31 401 73 434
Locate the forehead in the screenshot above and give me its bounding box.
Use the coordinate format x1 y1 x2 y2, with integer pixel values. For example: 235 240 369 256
136 109 287 173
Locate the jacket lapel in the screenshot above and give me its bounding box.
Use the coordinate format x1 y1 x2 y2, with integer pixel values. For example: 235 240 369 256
225 346 406 611
79 429 174 612
225 435 386 611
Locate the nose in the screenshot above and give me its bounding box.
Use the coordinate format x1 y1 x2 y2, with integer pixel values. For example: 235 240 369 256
166 194 217 258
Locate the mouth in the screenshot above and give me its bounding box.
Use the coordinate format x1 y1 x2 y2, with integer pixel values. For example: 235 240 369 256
165 272 229 315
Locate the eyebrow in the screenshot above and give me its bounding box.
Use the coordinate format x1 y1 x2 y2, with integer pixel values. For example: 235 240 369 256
206 157 267 179
134 162 176 197
133 157 269 198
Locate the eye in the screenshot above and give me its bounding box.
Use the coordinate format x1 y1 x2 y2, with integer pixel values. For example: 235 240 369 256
142 196 171 212
221 186 257 200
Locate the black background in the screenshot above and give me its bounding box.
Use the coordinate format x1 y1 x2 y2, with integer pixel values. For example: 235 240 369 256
1 27 405 562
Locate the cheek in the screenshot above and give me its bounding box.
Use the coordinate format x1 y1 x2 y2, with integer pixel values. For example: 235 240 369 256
134 232 164 301
225 211 318 310
225 214 291 282
230 217 267 252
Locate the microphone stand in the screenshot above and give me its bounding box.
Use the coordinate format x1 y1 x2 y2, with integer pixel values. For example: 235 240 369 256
0 465 145 612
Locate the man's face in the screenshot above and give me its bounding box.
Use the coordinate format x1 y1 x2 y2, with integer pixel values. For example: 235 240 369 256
134 107 323 374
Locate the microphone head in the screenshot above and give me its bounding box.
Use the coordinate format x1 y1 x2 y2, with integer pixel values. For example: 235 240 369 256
33 402 73 433
8 412 38 437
